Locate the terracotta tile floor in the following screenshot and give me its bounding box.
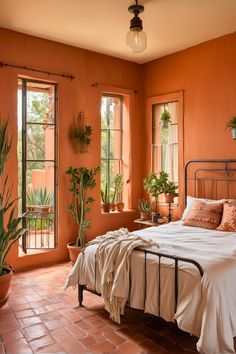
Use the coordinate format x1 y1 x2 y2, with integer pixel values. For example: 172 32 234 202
0 262 199 353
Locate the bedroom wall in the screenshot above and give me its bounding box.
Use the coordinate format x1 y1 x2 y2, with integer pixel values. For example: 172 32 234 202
0 28 144 271
143 31 236 217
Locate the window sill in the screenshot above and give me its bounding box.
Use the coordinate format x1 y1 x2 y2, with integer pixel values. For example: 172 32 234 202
101 209 136 215
18 248 58 258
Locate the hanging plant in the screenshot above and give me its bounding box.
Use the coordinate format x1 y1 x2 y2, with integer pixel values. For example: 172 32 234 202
160 109 171 128
69 112 93 153
225 116 236 140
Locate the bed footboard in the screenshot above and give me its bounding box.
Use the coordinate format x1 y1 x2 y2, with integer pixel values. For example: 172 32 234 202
78 249 204 316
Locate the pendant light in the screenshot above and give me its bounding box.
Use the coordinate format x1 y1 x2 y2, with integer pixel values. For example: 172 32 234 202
126 0 147 53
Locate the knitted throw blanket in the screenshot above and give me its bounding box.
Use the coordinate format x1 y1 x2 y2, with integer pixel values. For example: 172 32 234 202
86 228 159 323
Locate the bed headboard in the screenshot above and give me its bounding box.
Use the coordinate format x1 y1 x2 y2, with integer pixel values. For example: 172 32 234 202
184 159 236 205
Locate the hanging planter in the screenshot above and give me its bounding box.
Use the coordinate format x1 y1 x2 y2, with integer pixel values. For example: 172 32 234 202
232 128 236 140
226 116 236 140
160 109 171 129
69 112 93 153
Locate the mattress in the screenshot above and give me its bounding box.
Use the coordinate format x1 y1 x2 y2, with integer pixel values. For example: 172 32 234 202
65 221 236 354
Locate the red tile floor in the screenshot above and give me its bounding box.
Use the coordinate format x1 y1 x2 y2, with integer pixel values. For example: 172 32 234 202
0 262 199 353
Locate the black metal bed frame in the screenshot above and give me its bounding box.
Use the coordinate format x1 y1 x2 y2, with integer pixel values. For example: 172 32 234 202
78 159 236 320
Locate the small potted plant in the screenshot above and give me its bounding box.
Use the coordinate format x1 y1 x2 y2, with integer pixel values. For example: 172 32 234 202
65 165 100 264
110 193 116 211
137 199 152 220
0 119 27 306
163 180 179 204
226 116 236 139
143 171 168 214
160 109 171 128
101 183 111 213
114 173 124 211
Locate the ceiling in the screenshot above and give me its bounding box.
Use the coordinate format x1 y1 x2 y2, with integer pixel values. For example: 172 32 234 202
0 0 236 64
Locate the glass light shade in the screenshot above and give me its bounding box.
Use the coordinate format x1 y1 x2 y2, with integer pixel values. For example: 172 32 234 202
126 29 147 53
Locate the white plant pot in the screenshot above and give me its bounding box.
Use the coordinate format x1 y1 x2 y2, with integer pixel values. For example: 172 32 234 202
232 128 236 140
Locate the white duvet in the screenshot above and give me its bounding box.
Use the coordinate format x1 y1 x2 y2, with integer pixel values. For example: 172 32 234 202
65 221 236 354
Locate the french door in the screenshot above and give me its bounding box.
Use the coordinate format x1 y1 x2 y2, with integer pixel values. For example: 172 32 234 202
18 78 57 253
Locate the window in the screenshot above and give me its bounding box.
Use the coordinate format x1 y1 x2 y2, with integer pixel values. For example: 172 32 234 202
152 101 179 183
18 78 57 254
101 94 123 203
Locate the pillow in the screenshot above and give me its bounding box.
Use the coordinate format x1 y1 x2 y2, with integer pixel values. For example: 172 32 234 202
217 203 236 232
182 195 225 221
183 200 223 229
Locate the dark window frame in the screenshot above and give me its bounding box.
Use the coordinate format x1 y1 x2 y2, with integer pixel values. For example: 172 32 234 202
101 93 123 198
19 78 58 253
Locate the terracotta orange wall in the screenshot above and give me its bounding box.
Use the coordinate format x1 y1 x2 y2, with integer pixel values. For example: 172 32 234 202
0 28 144 271
143 31 236 217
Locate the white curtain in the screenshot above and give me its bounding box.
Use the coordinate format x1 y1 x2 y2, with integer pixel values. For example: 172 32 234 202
165 102 178 182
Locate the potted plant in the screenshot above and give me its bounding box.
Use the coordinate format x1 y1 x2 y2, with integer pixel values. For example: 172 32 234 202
226 116 236 139
163 180 179 204
69 112 93 153
160 109 171 128
137 199 152 220
114 173 124 211
65 165 100 264
0 119 27 307
101 183 111 213
143 171 168 214
110 193 116 211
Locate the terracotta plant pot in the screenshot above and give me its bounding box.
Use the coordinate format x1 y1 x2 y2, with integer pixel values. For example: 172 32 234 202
101 203 111 213
110 203 116 211
67 242 81 265
140 212 150 220
0 267 13 308
116 202 124 212
165 193 175 204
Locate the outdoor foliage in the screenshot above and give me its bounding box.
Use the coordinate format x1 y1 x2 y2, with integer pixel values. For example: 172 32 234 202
101 96 123 202
26 187 54 206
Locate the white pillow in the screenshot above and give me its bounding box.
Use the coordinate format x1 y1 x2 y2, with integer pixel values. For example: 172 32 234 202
182 195 225 220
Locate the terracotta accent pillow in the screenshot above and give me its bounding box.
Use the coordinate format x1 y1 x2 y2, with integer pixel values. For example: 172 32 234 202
217 203 236 232
183 200 223 229
182 195 225 221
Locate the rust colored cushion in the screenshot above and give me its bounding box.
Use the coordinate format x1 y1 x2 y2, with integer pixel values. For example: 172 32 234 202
217 203 236 232
183 200 223 229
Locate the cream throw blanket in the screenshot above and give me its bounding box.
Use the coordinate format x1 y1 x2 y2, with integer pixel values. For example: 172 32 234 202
65 228 159 323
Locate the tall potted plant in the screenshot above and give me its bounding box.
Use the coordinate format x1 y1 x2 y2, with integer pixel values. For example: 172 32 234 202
143 171 168 213
0 119 27 307
101 183 110 213
114 173 124 211
65 165 100 264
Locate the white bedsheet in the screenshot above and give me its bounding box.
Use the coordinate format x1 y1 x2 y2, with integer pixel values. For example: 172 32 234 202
65 221 236 354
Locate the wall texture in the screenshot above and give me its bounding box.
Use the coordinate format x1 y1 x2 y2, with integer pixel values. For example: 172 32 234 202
0 28 144 271
1 27 236 270
143 32 236 162
143 31 236 217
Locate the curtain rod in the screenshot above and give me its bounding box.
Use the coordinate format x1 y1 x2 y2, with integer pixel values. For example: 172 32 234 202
0 61 75 80
91 82 138 94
